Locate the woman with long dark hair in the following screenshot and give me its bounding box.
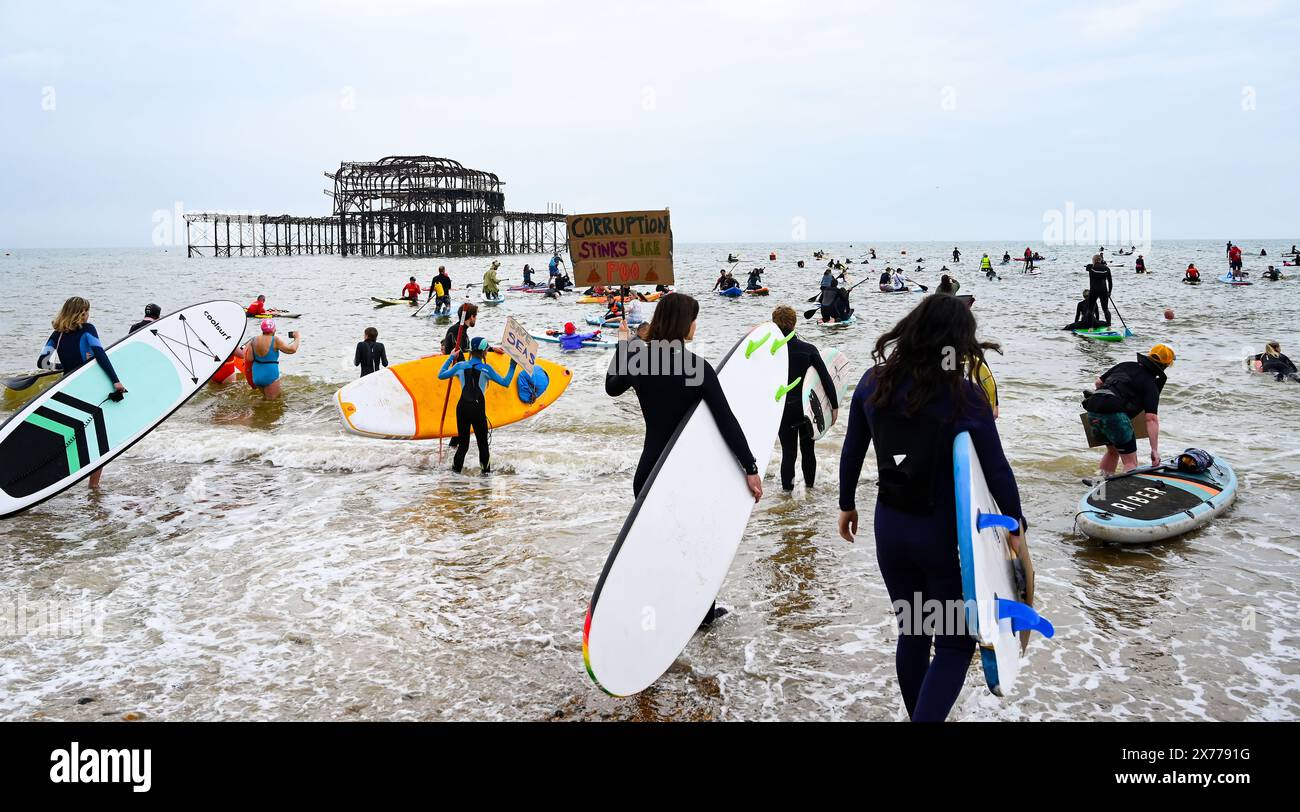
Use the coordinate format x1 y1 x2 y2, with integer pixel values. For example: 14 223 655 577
837 294 1029 721
606 293 762 625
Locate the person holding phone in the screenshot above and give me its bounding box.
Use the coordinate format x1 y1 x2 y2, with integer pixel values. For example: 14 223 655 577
245 319 300 400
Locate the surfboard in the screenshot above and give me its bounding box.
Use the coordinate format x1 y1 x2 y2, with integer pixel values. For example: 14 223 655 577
1217 273 1252 286
1076 456 1237 544
0 301 248 518
531 333 617 350
334 353 570 439
802 348 850 440
583 322 791 697
953 431 1054 697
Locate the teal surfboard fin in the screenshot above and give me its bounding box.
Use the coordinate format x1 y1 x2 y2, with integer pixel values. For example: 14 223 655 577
996 598 1055 639
976 511 1020 533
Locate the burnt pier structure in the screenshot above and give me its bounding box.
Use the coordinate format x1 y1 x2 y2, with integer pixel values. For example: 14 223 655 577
185 155 566 258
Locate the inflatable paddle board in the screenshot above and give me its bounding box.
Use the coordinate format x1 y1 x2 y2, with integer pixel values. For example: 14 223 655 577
0 301 248 518
371 297 404 307
583 321 791 697
531 333 617 350
1217 273 1252 286
953 431 1054 697
586 315 644 328
479 295 505 306
334 353 570 439
817 315 857 328
1076 455 1237 544
1074 327 1130 342
718 287 743 298
802 347 850 440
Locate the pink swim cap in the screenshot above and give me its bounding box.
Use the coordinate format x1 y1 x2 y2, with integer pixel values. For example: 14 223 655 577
260 319 276 333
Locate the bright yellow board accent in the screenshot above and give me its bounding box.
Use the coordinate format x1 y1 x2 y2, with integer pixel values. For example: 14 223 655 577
391 353 571 439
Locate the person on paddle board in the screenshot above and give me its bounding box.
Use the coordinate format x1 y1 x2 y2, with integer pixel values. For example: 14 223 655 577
437 336 518 474
1184 263 1201 283
1082 344 1174 474
1001 251 1011 264
1135 255 1147 274
429 266 452 310
521 264 537 287
246 294 274 317
1229 244 1244 279
1085 253 1113 325
401 277 422 302
606 293 761 627
837 294 1025 721
246 319 300 401
1251 341 1299 382
1063 288 1102 330
551 322 601 351
40 297 127 490
772 305 838 492
747 268 765 291
482 262 501 299
129 302 161 334
354 327 387 377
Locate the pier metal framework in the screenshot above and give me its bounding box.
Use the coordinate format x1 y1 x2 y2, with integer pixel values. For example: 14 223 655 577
185 156 565 258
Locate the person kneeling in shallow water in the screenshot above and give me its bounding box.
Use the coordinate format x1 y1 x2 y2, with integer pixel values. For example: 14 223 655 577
838 294 1027 721
1082 344 1174 473
1062 288 1102 330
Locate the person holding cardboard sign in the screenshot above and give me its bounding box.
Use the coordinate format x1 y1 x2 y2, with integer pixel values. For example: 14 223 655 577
1081 344 1174 474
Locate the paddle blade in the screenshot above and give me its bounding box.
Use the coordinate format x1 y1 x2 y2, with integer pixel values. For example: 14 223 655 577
2 370 58 391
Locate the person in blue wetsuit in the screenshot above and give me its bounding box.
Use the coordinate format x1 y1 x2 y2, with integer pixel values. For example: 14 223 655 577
246 319 301 400
438 336 518 474
39 296 127 490
554 322 600 350
772 305 837 491
837 295 1028 721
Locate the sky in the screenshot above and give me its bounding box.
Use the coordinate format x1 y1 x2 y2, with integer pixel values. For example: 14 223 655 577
1 0 1297 247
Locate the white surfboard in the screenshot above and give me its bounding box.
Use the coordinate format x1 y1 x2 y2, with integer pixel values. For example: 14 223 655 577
583 322 790 696
952 431 1053 696
0 301 247 518
801 347 851 440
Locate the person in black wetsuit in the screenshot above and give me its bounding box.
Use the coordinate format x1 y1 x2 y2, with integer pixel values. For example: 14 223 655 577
129 303 161 334
1253 341 1299 382
354 327 388 377
1134 255 1147 274
1262 266 1283 281
772 306 837 491
1085 253 1113 325
429 266 452 309
522 264 537 287
606 293 761 627
746 268 765 290
1083 344 1173 473
951 246 960 262
1063 289 1101 330
38 296 127 491
837 294 1027 721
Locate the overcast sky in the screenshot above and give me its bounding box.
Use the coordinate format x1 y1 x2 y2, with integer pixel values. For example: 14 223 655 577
1 0 1297 247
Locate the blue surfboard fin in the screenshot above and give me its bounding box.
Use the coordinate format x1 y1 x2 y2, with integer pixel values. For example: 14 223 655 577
996 598 1055 639
976 511 1020 534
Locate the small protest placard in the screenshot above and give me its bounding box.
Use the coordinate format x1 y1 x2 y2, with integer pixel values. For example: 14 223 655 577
501 316 538 376
566 209 673 288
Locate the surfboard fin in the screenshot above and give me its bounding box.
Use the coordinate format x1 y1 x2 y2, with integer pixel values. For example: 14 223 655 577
745 332 772 358
996 598 1055 638
976 511 1020 534
775 377 801 402
770 331 795 355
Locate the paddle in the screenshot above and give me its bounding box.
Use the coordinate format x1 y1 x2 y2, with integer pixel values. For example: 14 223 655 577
1109 297 1135 337
3 369 61 391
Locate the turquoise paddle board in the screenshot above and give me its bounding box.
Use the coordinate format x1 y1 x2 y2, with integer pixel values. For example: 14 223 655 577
0 301 248 518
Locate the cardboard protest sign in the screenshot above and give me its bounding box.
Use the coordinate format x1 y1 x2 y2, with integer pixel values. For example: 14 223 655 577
1080 412 1149 448
566 209 673 288
501 317 538 376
